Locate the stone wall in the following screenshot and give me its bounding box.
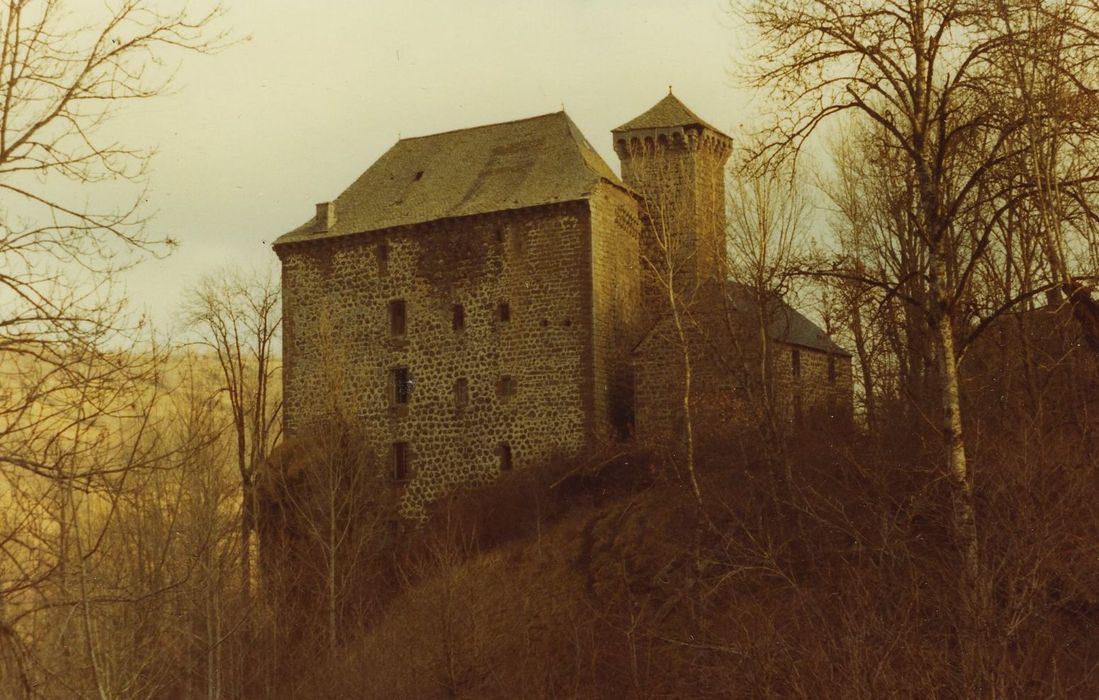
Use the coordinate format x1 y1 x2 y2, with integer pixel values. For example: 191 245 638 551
772 343 854 423
588 183 643 441
634 300 853 449
278 195 639 515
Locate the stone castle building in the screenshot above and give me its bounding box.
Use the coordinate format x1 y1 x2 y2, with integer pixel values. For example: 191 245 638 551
274 92 852 514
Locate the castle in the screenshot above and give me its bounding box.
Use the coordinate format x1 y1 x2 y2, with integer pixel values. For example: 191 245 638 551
274 92 852 515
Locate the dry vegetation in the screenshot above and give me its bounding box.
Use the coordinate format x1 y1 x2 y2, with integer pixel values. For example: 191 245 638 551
4 0 1099 697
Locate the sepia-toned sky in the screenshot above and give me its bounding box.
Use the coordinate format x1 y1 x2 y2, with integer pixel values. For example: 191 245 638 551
119 0 756 329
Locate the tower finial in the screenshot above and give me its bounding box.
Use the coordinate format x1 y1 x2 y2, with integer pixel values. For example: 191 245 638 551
668 84 673 95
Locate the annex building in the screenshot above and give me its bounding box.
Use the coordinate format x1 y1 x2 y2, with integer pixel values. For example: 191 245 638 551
274 92 852 515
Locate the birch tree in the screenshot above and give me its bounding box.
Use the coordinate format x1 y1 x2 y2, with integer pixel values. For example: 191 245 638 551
740 0 1099 687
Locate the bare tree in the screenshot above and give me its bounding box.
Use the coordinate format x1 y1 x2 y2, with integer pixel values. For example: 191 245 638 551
626 140 709 507
182 266 282 600
741 0 1099 687
721 158 811 449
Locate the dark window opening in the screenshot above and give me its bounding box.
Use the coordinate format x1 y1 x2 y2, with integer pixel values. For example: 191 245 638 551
498 301 510 323
792 348 801 379
391 442 409 481
452 303 465 331
378 242 389 276
496 375 517 399
389 299 406 336
499 442 513 472
495 229 504 243
455 377 469 408
391 367 411 405
828 356 837 385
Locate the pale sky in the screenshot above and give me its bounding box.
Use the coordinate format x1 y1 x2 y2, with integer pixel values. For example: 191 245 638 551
118 0 760 329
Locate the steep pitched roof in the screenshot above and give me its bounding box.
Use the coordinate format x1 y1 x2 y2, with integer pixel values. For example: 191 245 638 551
612 92 729 138
725 282 850 356
275 111 626 246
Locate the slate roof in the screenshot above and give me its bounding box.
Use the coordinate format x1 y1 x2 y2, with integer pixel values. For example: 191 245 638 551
275 111 627 246
725 282 850 356
612 92 729 138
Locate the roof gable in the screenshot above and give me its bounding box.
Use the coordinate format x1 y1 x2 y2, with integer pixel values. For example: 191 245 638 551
276 111 625 246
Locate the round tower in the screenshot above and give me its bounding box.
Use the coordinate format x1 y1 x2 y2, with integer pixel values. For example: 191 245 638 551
612 91 732 294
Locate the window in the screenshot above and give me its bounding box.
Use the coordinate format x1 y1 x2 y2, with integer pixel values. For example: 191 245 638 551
496 375 517 399
499 442 513 472
792 348 801 379
377 242 389 276
391 367 411 405
455 377 469 408
828 356 837 385
389 299 406 336
391 442 409 481
452 303 465 331
498 301 511 323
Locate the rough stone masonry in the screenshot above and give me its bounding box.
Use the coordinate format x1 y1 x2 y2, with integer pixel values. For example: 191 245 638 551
274 93 852 516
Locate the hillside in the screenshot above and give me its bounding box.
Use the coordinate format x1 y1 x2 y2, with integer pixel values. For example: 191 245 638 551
267 433 1099 699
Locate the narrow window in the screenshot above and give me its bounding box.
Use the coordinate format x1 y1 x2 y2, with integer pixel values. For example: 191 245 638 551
391 367 411 405
455 377 469 408
389 299 406 336
828 356 837 385
391 442 409 481
792 348 801 379
498 301 511 323
377 242 389 276
499 442 513 472
452 303 465 331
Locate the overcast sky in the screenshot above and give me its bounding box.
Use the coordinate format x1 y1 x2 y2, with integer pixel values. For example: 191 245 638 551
119 0 759 329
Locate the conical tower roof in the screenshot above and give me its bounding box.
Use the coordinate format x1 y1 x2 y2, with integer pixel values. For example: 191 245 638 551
613 91 729 138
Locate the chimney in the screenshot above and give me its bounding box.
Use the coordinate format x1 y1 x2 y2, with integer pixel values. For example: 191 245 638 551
314 201 335 233
1045 286 1063 308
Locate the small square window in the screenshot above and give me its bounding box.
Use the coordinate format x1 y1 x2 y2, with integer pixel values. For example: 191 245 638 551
392 442 409 481
455 377 469 408
496 375 517 399
391 367 411 405
498 301 510 323
499 442 513 472
389 299 406 336
452 303 465 331
792 348 801 379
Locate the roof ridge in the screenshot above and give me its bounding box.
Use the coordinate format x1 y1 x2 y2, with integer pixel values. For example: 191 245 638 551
398 110 566 142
